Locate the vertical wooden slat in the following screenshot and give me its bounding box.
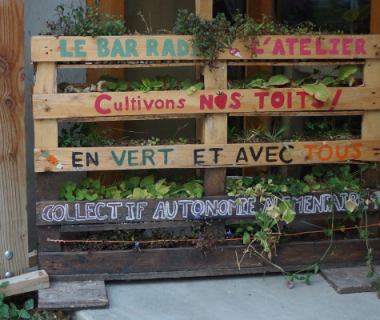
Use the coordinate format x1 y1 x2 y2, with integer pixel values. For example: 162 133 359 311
86 0 125 184
34 62 61 253
361 2 380 236
196 0 213 19
0 0 29 277
203 61 228 196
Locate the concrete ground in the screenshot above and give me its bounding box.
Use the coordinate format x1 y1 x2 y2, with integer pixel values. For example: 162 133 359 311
74 274 379 320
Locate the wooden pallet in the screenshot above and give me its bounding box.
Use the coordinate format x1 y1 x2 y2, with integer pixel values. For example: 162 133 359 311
32 9 380 281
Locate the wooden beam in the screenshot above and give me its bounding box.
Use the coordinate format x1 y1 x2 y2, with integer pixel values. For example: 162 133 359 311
29 251 37 269
0 0 29 277
38 240 380 280
31 35 380 62
35 191 380 226
0 270 49 297
38 281 108 309
196 0 213 19
33 87 380 119
34 139 380 172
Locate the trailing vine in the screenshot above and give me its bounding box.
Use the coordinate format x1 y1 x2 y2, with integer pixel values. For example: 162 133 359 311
173 10 342 69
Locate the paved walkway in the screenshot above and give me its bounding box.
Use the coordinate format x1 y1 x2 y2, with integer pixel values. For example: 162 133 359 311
75 274 379 320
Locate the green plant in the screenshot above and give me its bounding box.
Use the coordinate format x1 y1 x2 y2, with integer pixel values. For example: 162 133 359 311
173 11 340 68
47 0 126 37
60 175 204 201
59 123 118 147
0 293 61 320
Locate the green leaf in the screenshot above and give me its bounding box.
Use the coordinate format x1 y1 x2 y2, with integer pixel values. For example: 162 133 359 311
128 177 141 188
85 193 98 201
65 181 76 192
302 84 330 102
151 81 164 88
194 82 204 90
131 82 141 90
366 271 375 278
155 185 170 195
312 165 325 177
107 82 118 90
140 175 154 188
314 265 319 273
24 299 34 311
133 188 148 199
312 183 320 190
142 78 151 88
19 309 30 319
243 231 251 245
279 201 296 224
0 304 9 317
322 77 336 86
337 65 357 81
186 86 197 95
345 198 358 212
268 74 290 86
0 281 8 288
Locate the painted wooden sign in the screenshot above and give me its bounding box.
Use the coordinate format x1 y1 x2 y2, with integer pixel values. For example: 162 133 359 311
35 140 380 172
33 87 380 120
36 191 380 226
31 35 380 62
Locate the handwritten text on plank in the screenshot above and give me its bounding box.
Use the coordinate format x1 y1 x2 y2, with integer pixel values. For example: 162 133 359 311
38 192 380 224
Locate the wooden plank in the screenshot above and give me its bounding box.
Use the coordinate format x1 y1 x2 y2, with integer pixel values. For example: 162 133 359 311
34 62 58 147
362 60 380 188
196 0 213 19
0 0 29 277
60 221 201 232
35 192 380 226
29 251 37 269
203 60 228 196
38 281 108 309
31 35 380 62
33 87 380 119
228 60 365 66
231 111 364 117
320 266 380 294
57 113 203 123
58 62 204 69
38 239 380 279
0 270 49 297
34 139 380 172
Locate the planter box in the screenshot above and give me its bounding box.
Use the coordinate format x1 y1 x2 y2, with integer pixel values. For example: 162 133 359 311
31 35 380 62
39 239 380 281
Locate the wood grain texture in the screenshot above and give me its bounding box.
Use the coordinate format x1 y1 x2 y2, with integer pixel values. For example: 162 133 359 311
38 280 108 309
0 0 29 277
31 35 380 62
320 266 380 294
38 239 380 279
203 61 228 195
362 60 380 187
35 192 380 226
0 270 49 297
33 87 380 119
196 0 213 19
34 139 380 172
34 62 58 148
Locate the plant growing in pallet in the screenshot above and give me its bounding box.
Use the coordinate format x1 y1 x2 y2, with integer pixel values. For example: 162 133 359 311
47 0 126 37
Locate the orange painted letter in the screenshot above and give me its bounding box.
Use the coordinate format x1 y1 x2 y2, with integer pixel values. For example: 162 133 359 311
336 145 348 160
352 143 362 159
318 145 333 161
304 145 317 160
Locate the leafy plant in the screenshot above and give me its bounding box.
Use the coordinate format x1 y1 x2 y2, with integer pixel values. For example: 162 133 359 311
174 11 340 68
59 123 117 148
60 175 204 201
47 0 126 37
